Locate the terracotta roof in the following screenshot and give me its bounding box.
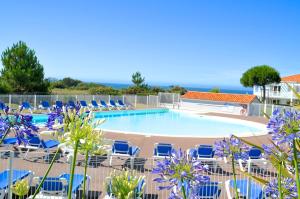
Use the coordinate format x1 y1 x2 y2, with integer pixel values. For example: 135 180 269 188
182 91 257 104
281 74 300 83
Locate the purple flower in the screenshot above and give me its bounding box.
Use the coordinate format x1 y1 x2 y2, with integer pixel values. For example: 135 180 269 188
152 149 210 198
46 108 64 130
267 109 300 146
0 113 39 145
265 178 298 199
214 135 249 161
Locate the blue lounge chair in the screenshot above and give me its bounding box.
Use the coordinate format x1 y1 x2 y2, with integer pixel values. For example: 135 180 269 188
239 147 267 172
79 100 89 110
39 101 51 112
109 140 140 168
100 100 109 110
55 101 63 109
225 179 264 199
189 145 218 171
153 143 173 158
1 137 17 145
20 102 32 113
109 100 120 110
33 173 89 199
105 176 145 198
19 136 60 160
68 100 76 108
0 169 33 199
189 145 215 159
193 182 222 199
117 99 129 109
0 102 8 112
91 100 99 110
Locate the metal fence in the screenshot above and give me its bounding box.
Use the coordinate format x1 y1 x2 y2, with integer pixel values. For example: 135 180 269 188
0 93 179 110
0 150 276 199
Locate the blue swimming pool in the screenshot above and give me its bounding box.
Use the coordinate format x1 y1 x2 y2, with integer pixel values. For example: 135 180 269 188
33 109 266 137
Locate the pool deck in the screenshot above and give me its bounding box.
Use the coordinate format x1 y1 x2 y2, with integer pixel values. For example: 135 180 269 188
103 113 270 157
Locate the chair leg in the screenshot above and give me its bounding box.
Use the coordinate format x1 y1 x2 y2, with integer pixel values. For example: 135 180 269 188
130 157 134 169
109 155 112 166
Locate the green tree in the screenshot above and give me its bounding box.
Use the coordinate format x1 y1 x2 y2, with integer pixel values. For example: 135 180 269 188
210 87 220 93
1 41 49 93
169 85 187 95
131 72 145 87
240 65 280 102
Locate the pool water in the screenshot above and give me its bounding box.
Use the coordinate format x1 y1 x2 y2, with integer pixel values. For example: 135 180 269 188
33 109 265 137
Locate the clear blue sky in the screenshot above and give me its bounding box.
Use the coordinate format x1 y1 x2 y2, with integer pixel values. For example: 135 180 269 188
0 0 299 88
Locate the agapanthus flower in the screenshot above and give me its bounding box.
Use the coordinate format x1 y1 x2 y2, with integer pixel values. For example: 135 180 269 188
46 108 64 130
0 113 39 145
267 108 300 146
214 135 249 161
265 177 298 199
152 149 210 199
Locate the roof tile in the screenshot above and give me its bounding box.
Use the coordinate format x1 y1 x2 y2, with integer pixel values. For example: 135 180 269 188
182 91 257 104
281 74 300 83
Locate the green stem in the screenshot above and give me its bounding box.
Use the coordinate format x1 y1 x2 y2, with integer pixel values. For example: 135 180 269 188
32 149 60 199
68 141 79 199
0 126 11 145
180 178 187 199
82 151 89 199
278 162 283 199
293 139 300 199
231 155 239 199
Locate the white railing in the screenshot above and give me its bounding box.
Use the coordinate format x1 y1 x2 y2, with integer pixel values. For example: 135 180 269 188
0 150 277 199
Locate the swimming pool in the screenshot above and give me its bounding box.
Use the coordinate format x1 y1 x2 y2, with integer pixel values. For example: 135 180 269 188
33 109 266 137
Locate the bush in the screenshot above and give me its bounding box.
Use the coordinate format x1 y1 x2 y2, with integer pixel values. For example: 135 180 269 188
88 87 120 95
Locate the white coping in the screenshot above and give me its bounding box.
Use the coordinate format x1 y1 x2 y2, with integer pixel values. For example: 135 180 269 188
97 109 268 138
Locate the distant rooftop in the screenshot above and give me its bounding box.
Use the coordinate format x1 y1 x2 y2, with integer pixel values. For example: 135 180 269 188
281 74 300 83
182 91 258 104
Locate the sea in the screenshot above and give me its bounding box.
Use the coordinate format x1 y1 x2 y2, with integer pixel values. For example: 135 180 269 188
99 82 253 94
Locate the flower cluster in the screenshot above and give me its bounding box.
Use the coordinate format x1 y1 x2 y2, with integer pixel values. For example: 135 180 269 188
0 113 39 145
267 109 300 146
214 135 249 161
265 178 298 199
152 149 209 199
46 108 64 130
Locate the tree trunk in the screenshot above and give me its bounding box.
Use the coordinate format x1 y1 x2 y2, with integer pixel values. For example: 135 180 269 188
262 85 266 103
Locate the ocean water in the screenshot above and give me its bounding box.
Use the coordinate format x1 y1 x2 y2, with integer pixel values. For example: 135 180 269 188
99 82 253 94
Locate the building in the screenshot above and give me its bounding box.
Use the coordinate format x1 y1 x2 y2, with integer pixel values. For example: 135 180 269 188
253 74 300 105
181 91 259 115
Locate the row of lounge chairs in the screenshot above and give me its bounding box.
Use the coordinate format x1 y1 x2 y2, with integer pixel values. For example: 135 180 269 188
111 141 267 199
0 99 131 113
1 137 266 198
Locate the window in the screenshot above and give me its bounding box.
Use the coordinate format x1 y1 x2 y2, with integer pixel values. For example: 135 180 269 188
272 99 280 105
273 86 281 92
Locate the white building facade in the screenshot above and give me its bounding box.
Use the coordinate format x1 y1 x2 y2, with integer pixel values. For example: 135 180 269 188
253 74 300 105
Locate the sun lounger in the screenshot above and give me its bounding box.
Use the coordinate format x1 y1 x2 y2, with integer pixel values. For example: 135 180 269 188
55 101 63 109
100 100 110 110
153 143 173 159
0 169 33 199
109 140 140 168
0 102 8 112
193 182 222 199
68 100 76 109
19 136 59 160
225 179 264 199
32 173 89 199
79 100 89 110
238 147 267 172
109 100 121 110
91 100 99 110
188 145 218 171
39 101 51 112
117 99 129 109
20 102 32 113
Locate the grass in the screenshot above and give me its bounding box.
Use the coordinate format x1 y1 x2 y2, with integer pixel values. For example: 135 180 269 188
51 88 89 95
